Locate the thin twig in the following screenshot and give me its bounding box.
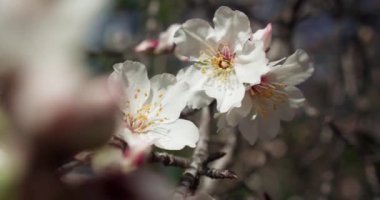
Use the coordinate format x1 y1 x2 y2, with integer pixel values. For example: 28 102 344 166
202 128 238 193
204 152 226 165
325 117 356 146
151 151 237 181
200 168 238 179
150 151 190 168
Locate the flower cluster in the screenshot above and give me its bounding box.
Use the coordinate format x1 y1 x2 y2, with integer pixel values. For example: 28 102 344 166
217 49 313 144
109 6 313 169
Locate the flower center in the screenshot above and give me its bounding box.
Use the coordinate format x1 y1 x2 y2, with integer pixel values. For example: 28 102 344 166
249 81 288 116
250 83 288 100
123 89 168 134
124 104 155 133
211 45 234 70
196 45 236 82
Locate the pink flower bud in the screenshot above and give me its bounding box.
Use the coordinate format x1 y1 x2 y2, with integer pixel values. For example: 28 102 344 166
252 23 272 51
134 24 180 54
134 39 159 53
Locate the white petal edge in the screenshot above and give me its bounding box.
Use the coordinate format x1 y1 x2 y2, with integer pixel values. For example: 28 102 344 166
212 6 251 51
225 93 253 126
285 86 305 108
187 90 214 109
256 114 281 141
234 40 269 84
268 49 314 86
174 19 216 60
275 102 295 121
153 119 199 150
148 73 190 122
176 65 208 92
204 79 246 113
177 65 214 109
112 61 151 113
117 127 156 148
238 117 259 145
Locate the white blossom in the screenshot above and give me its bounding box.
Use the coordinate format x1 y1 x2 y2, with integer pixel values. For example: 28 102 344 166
174 6 269 112
109 61 199 150
217 50 314 144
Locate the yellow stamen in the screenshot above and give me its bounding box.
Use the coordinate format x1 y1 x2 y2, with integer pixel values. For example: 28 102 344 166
196 44 235 82
123 99 168 134
250 82 289 117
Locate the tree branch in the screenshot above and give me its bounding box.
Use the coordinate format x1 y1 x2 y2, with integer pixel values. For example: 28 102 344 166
173 107 211 199
200 168 237 179
202 128 238 193
150 151 190 168
150 150 237 181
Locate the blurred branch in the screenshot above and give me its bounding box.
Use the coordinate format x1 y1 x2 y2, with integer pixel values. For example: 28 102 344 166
151 151 237 180
326 117 380 196
202 129 237 193
200 168 237 179
325 117 357 147
172 108 238 199
150 151 190 168
204 152 227 165
173 107 213 199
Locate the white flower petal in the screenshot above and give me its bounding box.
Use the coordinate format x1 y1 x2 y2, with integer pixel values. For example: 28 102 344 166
239 97 282 143
174 19 216 60
148 73 190 121
226 94 253 126
238 105 281 144
268 57 287 68
150 73 177 91
160 81 190 120
285 86 305 108
238 117 259 145
276 102 295 121
108 69 124 102
177 65 207 91
252 87 299 122
112 61 150 113
268 49 314 86
148 73 177 112
205 80 245 113
234 40 269 84
177 65 213 109
213 6 251 51
117 127 156 147
187 91 214 109
256 115 281 141
153 119 199 150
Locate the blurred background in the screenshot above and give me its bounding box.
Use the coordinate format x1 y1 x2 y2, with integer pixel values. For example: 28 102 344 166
85 0 380 199
0 0 380 199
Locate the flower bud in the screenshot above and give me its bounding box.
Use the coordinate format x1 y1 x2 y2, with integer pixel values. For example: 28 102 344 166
252 23 272 51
